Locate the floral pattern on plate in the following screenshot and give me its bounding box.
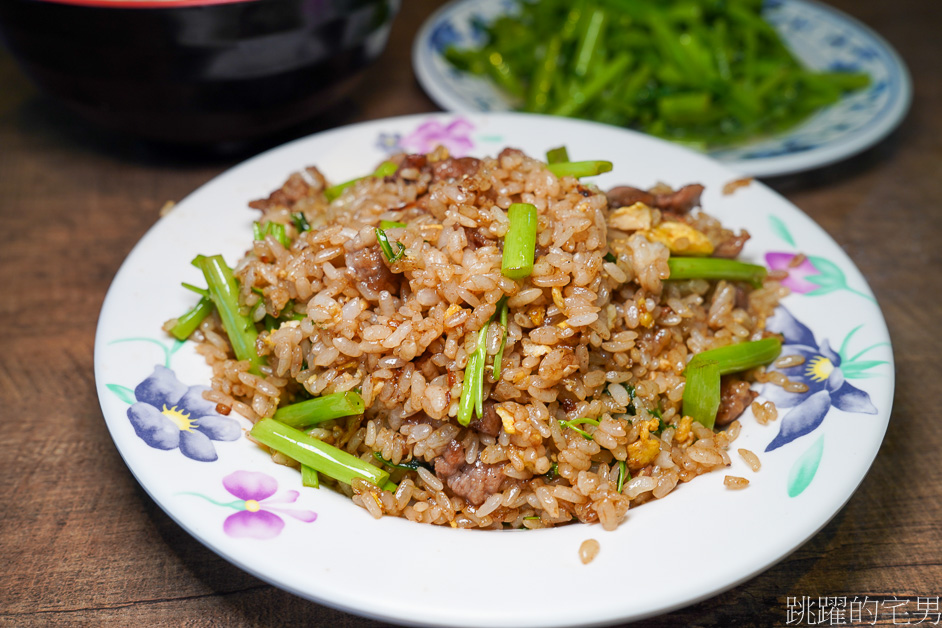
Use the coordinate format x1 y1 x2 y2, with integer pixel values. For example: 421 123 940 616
180 471 318 540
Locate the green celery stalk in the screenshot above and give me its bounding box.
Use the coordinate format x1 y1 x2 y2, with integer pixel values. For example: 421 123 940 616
667 257 767 288
688 337 782 376
501 202 538 279
273 391 365 429
195 254 264 374
325 160 398 201
546 146 570 164
301 464 320 489
682 358 721 429
250 418 390 488
546 160 613 178
169 295 213 341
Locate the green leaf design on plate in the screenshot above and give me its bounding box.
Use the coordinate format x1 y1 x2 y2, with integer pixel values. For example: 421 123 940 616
769 215 796 247
805 255 875 303
107 383 136 405
788 435 824 497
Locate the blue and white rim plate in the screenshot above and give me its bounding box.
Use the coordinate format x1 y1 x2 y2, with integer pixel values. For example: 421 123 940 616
413 0 912 177
95 113 894 627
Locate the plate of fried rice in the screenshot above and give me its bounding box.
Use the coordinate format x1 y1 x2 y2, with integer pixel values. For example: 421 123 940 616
95 113 894 626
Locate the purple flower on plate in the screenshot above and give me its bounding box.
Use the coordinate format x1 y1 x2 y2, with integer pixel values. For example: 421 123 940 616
766 252 820 294
221 471 317 540
127 365 240 462
400 118 475 157
762 308 879 452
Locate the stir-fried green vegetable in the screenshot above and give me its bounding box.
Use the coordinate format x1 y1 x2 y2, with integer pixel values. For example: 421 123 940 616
546 160 613 179
168 295 213 341
325 160 399 201
682 358 721 428
253 221 289 249
559 417 601 440
689 336 782 376
682 337 782 427
617 459 630 493
458 296 509 426
375 227 406 262
501 202 538 279
301 464 320 489
273 391 365 429
445 0 871 148
251 418 393 490
667 257 767 288
194 254 265 374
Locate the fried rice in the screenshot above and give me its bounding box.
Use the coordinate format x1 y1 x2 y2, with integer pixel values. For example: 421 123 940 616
172 145 788 531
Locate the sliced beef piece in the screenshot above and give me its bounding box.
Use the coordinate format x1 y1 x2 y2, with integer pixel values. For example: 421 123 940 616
395 154 429 177
463 226 492 250
712 229 751 259
345 245 397 297
249 167 327 211
432 157 481 182
433 439 466 478
445 460 506 507
715 376 759 427
606 183 705 214
469 400 502 437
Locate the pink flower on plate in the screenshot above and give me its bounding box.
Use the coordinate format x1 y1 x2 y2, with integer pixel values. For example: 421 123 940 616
400 118 475 157
766 252 820 294
221 471 317 540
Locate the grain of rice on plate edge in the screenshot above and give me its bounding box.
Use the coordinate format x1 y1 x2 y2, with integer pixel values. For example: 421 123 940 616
167 145 789 531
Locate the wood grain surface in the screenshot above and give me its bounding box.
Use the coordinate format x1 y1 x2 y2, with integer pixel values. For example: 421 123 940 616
1 1 939 626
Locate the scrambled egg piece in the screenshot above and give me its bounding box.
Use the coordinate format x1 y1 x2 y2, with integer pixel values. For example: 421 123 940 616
645 221 714 256
672 415 696 446
609 202 653 232
627 417 662 470
495 406 517 434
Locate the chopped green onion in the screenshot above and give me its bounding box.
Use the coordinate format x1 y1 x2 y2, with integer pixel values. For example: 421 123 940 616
546 160 613 179
250 418 390 489
682 358 721 429
169 295 213 341
372 160 399 178
688 337 782 376
544 461 558 482
181 282 208 297
603 252 617 263
559 417 600 440
375 227 405 263
617 459 629 493
195 254 264 375
501 202 538 279
545 146 570 164
301 464 320 489
667 257 767 289
254 221 289 249
458 298 508 426
325 160 398 201
379 220 407 230
273 391 365 429
373 452 428 471
291 212 311 233
492 297 510 379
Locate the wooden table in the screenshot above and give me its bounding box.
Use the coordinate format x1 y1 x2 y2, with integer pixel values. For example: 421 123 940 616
1 1 939 626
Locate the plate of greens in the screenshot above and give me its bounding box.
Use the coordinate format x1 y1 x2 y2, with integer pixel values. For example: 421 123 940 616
413 0 911 177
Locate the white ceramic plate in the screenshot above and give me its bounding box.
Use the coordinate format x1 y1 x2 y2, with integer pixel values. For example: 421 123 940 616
95 113 894 627
413 0 912 177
